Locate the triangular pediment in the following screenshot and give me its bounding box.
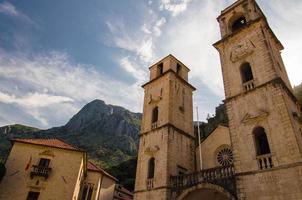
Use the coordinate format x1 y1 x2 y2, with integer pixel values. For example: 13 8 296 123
241 109 269 124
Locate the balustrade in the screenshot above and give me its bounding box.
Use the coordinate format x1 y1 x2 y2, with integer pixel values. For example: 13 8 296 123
146 178 154 190
256 154 273 170
30 165 51 179
170 165 235 192
151 122 158 129
243 80 255 91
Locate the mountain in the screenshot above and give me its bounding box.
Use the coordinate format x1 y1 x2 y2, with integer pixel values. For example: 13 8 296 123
0 124 40 134
41 100 142 168
0 99 141 167
0 99 141 190
0 124 41 158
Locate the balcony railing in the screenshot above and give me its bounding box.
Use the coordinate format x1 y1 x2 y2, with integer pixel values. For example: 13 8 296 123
170 165 236 197
146 178 154 190
30 165 51 179
151 122 158 129
256 154 273 170
243 80 255 91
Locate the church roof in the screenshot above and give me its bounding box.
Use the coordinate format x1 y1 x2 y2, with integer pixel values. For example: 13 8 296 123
11 138 84 152
87 161 118 181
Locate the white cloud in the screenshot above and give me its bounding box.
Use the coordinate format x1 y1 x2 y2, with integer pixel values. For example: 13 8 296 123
257 0 302 86
159 0 191 17
119 57 147 83
0 1 18 16
0 91 74 108
0 51 144 128
0 1 34 25
157 0 226 96
153 17 166 36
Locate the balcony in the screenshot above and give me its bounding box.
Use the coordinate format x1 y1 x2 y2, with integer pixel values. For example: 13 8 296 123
170 165 236 197
243 79 255 92
151 122 158 129
30 165 51 180
146 178 154 190
256 154 273 170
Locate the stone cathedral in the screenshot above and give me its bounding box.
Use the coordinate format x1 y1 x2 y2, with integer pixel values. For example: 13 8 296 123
134 0 302 199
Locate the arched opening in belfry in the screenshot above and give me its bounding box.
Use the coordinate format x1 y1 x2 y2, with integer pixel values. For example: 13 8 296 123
147 157 155 179
231 16 247 32
253 127 271 156
152 107 159 123
157 63 163 76
240 62 254 83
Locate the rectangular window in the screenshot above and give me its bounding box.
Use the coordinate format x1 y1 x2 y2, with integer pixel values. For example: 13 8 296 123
26 191 40 200
38 158 50 167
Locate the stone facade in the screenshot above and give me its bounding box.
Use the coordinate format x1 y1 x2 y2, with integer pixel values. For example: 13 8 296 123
214 0 302 199
134 0 302 199
134 55 196 200
196 125 231 170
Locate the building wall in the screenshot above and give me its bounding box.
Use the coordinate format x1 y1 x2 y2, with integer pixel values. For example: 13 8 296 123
84 171 102 200
226 84 302 173
99 175 116 200
135 56 195 200
196 125 231 170
0 142 84 200
237 165 302 199
134 188 168 200
83 170 116 200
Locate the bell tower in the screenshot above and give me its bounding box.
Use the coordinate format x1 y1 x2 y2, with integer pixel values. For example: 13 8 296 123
134 55 196 200
214 0 302 199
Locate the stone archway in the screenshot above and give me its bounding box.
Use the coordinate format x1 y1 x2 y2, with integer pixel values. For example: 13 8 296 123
177 183 236 200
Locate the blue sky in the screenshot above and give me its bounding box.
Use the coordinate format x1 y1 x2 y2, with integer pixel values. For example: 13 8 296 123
0 0 301 129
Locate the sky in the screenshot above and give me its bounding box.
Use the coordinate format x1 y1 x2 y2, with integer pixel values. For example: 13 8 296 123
0 0 301 129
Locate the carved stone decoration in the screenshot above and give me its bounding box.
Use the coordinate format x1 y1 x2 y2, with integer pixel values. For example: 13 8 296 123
241 109 269 124
230 39 255 62
39 150 55 157
148 89 163 104
217 148 234 166
145 145 160 155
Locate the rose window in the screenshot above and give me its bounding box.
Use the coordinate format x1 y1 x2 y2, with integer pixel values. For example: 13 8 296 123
217 148 233 166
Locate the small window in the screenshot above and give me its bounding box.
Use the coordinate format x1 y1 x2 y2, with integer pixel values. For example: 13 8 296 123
148 157 155 179
240 63 254 83
38 158 50 167
27 191 40 200
253 127 271 156
176 63 181 75
232 16 247 32
157 63 163 75
152 107 159 123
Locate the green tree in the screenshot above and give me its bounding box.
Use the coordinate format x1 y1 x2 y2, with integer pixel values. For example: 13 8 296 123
0 159 6 182
293 83 302 108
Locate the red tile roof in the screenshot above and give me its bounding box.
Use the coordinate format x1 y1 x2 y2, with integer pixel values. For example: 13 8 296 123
12 138 84 152
115 184 134 197
87 161 118 181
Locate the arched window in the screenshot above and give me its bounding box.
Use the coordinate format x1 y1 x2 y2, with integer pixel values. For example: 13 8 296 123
152 107 158 123
231 16 247 32
253 127 271 156
240 63 254 83
147 157 155 179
